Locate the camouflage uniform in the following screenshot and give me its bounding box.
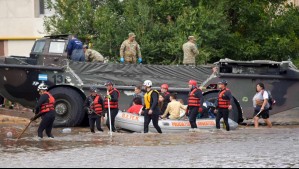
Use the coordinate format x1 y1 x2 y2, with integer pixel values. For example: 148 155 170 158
182 41 199 65
120 40 142 64
85 49 104 62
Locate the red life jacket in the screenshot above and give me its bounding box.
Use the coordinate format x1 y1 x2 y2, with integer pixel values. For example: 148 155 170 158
40 92 55 114
218 88 231 109
188 88 201 107
91 95 103 115
105 88 120 109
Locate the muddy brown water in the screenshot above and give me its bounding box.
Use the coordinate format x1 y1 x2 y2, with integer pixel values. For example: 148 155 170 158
0 123 299 168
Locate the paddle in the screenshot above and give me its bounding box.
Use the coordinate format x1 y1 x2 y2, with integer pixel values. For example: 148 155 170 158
16 120 33 140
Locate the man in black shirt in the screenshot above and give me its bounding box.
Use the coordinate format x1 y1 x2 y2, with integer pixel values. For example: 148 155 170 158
84 87 105 133
31 83 56 139
187 80 204 132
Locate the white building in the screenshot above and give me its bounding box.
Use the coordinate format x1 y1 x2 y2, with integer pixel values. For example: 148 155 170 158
0 0 53 57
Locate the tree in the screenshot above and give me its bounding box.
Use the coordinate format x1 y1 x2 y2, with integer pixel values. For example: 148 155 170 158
44 0 299 67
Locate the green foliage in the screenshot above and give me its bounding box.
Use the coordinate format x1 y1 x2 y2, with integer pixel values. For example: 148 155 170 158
44 0 299 65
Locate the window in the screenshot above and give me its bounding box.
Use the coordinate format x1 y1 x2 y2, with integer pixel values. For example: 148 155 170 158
39 0 45 15
33 41 46 53
49 42 66 54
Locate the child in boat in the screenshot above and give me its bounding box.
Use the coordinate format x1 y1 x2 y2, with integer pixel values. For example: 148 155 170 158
127 97 143 115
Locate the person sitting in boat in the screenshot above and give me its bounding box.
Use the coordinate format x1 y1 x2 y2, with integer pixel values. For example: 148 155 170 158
127 97 143 115
178 99 188 119
161 94 186 120
158 94 164 112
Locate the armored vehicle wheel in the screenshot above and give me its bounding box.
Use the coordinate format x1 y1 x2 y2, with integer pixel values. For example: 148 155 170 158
50 87 85 127
204 92 242 123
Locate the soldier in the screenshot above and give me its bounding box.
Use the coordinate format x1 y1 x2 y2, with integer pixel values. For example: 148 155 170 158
215 80 234 131
84 86 105 133
31 83 56 139
187 80 204 132
83 45 104 63
67 35 85 62
104 81 120 132
143 80 162 134
120 33 142 64
182 36 199 66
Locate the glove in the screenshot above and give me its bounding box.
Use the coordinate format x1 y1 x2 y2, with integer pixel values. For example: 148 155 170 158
138 58 142 63
30 116 38 122
106 95 111 100
120 57 125 63
199 107 203 113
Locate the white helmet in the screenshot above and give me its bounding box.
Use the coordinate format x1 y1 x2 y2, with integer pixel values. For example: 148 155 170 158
143 80 153 87
37 83 48 91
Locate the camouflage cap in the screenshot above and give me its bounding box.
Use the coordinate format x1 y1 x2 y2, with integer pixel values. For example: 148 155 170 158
188 36 196 41
129 32 136 38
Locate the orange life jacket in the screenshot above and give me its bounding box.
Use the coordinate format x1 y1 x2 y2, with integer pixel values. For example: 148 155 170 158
105 88 120 109
91 95 103 115
188 88 201 107
218 88 231 109
40 92 55 113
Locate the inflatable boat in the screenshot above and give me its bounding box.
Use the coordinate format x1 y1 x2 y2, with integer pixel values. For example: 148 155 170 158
115 111 238 133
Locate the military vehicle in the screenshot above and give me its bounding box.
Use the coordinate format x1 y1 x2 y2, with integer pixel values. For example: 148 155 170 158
0 35 298 127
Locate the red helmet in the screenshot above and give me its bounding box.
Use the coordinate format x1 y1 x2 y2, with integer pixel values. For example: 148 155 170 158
161 84 169 90
189 80 197 86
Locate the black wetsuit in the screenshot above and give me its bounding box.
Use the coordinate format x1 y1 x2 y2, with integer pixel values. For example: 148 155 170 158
187 87 204 129
144 90 162 134
35 94 56 138
216 89 234 131
84 95 105 132
106 90 119 132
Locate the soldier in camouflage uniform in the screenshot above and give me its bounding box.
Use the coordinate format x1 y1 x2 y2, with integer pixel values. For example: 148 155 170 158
182 36 199 66
83 45 104 63
120 33 142 64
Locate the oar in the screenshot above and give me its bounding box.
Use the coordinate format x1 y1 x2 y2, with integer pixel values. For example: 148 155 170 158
254 110 263 118
16 120 33 140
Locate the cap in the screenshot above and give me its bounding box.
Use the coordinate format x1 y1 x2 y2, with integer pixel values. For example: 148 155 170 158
188 36 196 41
218 80 228 85
129 32 136 38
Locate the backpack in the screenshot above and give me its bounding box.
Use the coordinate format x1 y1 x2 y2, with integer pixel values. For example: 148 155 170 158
262 90 276 110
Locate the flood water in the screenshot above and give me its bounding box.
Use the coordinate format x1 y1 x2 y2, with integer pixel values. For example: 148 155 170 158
0 124 299 168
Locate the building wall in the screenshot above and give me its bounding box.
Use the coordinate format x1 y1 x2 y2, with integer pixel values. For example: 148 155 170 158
289 0 299 6
0 0 49 56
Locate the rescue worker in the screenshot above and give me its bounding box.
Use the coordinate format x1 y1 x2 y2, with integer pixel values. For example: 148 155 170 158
83 45 104 63
84 86 105 133
253 83 272 128
187 80 204 132
182 36 199 66
31 83 56 139
143 80 162 134
120 33 142 64
104 81 120 132
160 84 171 115
215 80 234 131
67 35 85 62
